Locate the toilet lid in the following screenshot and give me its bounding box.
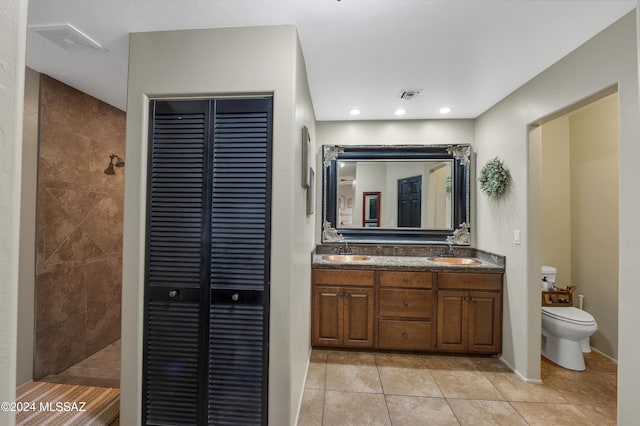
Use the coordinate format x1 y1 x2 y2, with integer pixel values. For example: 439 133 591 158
542 306 596 325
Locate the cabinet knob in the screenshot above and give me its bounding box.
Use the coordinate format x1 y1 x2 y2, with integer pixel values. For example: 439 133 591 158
231 293 240 302
403 300 409 307
168 290 178 298
402 277 409 283
402 332 408 339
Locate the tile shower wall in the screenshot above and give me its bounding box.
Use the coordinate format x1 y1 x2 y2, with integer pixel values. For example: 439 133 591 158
34 74 125 379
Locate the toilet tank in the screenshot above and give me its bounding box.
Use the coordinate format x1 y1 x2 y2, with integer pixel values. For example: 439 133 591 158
542 265 556 290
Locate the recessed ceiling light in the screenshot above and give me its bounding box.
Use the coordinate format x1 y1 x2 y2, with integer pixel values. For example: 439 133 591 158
440 107 451 114
350 109 361 116
395 108 406 116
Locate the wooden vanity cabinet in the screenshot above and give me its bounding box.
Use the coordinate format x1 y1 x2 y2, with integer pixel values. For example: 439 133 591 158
377 271 434 350
311 268 503 355
436 272 503 354
312 269 375 348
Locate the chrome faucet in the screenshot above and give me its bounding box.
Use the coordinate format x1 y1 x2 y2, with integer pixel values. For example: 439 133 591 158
438 244 455 257
338 242 353 255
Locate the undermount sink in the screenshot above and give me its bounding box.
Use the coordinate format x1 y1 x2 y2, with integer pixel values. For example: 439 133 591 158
427 257 481 265
321 254 370 262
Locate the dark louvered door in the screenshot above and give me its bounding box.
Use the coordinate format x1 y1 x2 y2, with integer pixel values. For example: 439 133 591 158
144 98 272 426
208 99 272 425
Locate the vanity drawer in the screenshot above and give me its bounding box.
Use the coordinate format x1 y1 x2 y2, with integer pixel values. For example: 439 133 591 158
379 271 433 288
313 269 374 286
379 289 432 319
437 273 502 291
378 320 432 350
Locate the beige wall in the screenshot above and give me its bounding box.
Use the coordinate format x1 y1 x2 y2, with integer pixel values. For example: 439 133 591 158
290 37 317 422
17 67 39 386
0 0 28 423
540 116 572 286
123 25 315 426
569 94 619 358
540 94 619 359
475 11 639 423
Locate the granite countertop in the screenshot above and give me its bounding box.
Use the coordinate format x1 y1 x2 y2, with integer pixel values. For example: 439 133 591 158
311 243 505 273
312 252 505 273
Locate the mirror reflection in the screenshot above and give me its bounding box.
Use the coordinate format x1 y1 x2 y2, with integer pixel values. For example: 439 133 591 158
337 160 453 230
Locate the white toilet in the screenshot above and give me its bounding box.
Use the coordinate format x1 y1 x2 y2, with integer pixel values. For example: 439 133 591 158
540 266 597 371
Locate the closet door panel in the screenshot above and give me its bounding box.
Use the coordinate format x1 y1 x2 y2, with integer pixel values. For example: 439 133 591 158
210 98 272 292
146 100 210 290
208 300 265 425
144 100 211 425
144 300 201 425
209 98 272 425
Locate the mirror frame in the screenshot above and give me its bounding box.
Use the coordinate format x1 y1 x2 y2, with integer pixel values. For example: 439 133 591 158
322 144 472 245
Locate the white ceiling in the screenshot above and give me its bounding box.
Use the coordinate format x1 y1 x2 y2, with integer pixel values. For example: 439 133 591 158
26 0 636 120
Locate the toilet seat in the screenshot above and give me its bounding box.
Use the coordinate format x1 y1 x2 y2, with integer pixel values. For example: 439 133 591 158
542 306 596 326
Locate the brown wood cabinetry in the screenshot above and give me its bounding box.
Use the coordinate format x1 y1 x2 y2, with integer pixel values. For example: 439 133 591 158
436 273 502 353
311 268 503 355
377 271 433 350
312 270 375 348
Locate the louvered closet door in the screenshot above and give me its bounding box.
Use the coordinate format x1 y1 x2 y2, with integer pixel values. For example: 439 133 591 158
144 100 211 425
144 97 272 426
208 98 272 425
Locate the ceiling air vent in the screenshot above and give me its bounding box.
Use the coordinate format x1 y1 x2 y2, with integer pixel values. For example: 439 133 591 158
31 23 107 52
399 90 422 101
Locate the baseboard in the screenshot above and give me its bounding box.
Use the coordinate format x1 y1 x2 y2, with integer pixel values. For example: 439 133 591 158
293 348 312 426
498 355 543 384
590 346 618 363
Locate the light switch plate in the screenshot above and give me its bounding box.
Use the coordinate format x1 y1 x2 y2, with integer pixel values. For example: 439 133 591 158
514 229 521 245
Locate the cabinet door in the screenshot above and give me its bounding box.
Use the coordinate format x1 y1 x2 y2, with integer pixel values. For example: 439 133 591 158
343 287 375 347
312 286 343 346
436 290 468 352
468 291 501 353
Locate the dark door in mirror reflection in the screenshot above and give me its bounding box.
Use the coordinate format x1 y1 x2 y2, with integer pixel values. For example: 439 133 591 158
398 175 422 227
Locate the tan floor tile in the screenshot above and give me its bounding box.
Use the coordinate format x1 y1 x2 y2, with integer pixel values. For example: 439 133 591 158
326 363 383 393
512 402 599 426
375 353 428 368
430 370 503 400
297 389 324 426
575 404 617 426
306 361 326 390
423 355 477 371
471 356 512 373
485 371 567 403
327 351 377 365
448 399 527 425
542 369 617 406
583 351 618 374
311 350 329 362
378 366 443 398
323 391 390 426
386 395 458 426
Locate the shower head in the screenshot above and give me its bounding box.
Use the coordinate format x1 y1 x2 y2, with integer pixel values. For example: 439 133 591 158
104 153 125 175
104 162 115 175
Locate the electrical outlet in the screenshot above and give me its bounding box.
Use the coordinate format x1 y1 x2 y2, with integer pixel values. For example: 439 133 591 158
514 229 521 245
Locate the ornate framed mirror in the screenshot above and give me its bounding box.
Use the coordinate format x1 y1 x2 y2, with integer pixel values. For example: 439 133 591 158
322 144 471 244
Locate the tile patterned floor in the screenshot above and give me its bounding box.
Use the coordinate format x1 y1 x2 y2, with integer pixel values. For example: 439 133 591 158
298 350 617 426
42 339 121 388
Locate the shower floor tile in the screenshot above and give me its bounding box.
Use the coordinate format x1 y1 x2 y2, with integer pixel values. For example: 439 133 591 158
42 339 120 388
